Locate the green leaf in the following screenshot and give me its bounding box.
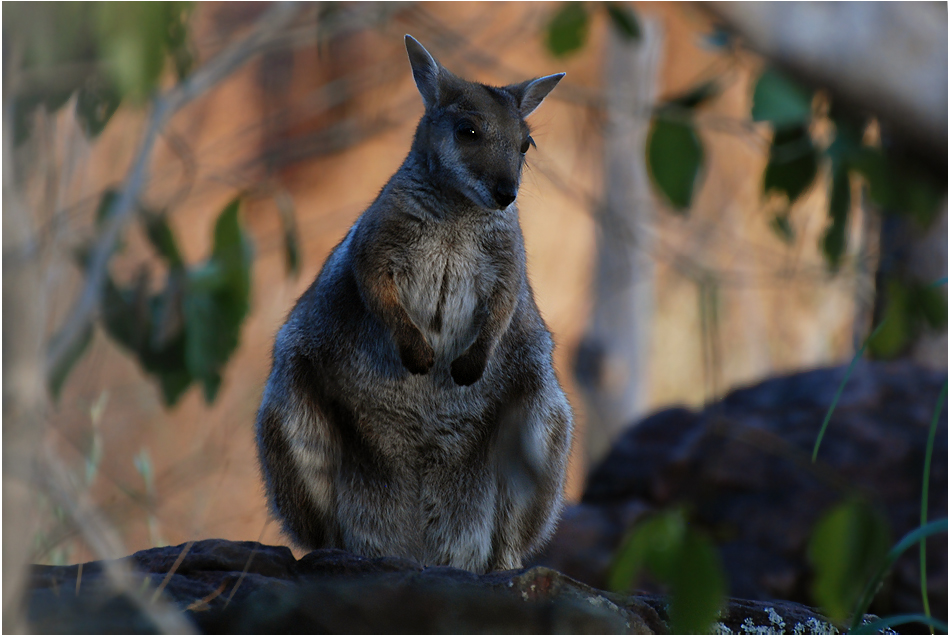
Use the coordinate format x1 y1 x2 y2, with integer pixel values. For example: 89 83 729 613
13 96 37 147
869 279 910 359
276 190 301 277
9 1 195 140
94 2 174 102
74 187 120 267
95 190 120 226
820 164 850 269
751 68 813 128
849 147 894 208
666 80 720 110
869 281 948 360
101 272 193 407
769 213 795 245
143 293 191 406
8 3 98 71
546 2 589 58
48 322 94 401
75 75 122 138
183 198 252 403
848 146 942 226
669 532 726 635
605 3 640 41
914 285 948 331
142 211 184 268
609 510 686 592
7 3 102 143
808 499 891 626
101 274 150 353
647 116 704 212
763 126 818 203
182 290 231 401
162 2 194 80
609 510 726 634
157 366 193 405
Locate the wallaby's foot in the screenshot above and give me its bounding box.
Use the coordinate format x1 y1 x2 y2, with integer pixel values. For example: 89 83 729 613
400 334 435 374
451 350 487 386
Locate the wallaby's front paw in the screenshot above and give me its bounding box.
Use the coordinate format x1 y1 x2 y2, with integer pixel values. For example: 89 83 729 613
400 337 434 375
451 352 486 386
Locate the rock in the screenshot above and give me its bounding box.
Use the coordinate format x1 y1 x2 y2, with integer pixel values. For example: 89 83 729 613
26 361 939 632
535 361 947 629
24 539 863 634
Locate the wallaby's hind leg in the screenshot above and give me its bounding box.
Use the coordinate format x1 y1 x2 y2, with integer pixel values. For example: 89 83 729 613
488 359 573 571
256 358 342 550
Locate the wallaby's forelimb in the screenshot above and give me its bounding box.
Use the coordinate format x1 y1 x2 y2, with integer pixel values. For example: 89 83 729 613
451 251 520 386
353 228 435 375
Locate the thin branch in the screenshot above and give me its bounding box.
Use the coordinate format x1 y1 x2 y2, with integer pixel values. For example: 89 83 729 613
41 445 196 634
44 1 302 383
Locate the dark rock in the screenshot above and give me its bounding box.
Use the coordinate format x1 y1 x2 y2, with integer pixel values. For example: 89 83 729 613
536 361 947 630
131 539 298 579
25 539 867 634
26 362 938 633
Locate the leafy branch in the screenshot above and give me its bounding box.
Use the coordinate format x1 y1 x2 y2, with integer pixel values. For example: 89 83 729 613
43 2 302 399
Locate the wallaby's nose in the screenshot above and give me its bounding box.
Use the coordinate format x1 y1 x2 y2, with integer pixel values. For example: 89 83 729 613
493 182 518 209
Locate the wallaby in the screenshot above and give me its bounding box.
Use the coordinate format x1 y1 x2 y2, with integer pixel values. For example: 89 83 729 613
256 35 573 573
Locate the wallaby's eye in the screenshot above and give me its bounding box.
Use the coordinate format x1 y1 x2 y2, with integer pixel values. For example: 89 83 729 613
520 137 532 154
455 120 479 143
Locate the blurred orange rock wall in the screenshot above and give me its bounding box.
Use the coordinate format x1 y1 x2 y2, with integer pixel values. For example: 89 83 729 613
39 2 867 563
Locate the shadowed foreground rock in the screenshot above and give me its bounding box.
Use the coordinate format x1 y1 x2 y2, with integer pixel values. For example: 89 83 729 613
536 361 947 631
27 539 857 634
26 362 940 633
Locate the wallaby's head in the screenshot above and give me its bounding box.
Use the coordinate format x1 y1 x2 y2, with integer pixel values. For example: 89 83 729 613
405 35 563 211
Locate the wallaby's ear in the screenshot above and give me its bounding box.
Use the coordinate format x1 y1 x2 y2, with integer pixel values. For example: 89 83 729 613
508 73 565 118
405 35 441 109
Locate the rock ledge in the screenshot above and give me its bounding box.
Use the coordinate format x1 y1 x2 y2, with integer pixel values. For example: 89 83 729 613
28 539 868 634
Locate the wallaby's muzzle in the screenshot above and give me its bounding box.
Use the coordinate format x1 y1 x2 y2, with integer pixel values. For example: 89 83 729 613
492 181 518 209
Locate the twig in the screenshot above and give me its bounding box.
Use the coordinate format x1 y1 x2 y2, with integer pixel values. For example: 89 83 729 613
152 540 195 604
44 1 302 384
224 517 271 608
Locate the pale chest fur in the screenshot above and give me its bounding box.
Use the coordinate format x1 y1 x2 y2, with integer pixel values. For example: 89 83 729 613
393 221 496 360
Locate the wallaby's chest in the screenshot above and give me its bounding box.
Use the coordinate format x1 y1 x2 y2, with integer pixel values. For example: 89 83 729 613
394 226 490 355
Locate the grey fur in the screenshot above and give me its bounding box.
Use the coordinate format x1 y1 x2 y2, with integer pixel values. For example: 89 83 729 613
256 35 572 573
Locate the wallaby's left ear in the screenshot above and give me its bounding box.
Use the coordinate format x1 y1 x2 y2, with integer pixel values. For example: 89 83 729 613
405 34 442 109
508 73 565 118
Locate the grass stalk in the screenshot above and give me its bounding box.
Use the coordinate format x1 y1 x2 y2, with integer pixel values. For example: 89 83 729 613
848 518 948 633
918 380 946 634
811 321 887 463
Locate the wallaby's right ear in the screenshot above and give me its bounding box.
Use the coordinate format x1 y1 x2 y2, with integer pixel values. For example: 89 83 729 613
508 73 565 118
405 35 441 109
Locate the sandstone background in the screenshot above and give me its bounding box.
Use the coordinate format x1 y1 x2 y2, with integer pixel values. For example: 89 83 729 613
30 2 891 566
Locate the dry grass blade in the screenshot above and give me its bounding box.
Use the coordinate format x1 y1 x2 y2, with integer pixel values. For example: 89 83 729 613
41 446 196 634
185 581 229 612
225 517 271 608
152 540 195 604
